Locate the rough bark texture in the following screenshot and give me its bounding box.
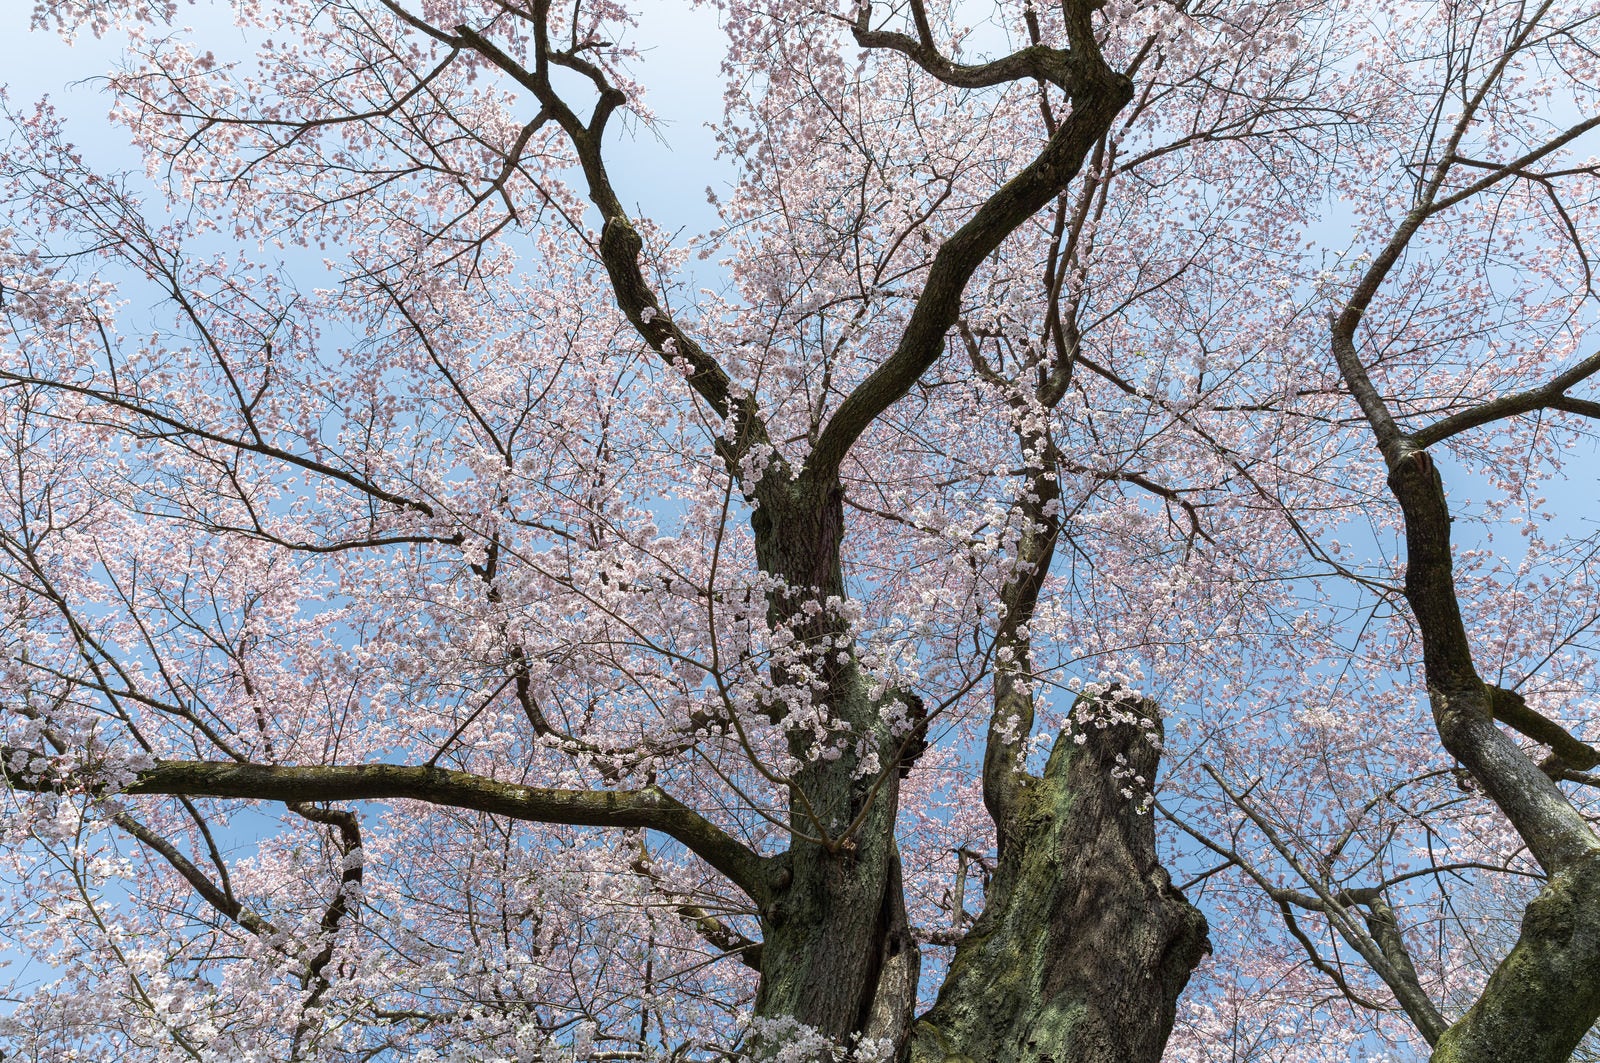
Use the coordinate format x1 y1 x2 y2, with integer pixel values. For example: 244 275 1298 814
1383 450 1600 1061
0 8 1186 1056
594 6 1139 1048
909 700 1210 1063
748 477 916 1050
1431 854 1600 1062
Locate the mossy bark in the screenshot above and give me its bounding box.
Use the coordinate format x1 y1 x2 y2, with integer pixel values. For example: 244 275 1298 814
909 701 1210 1063
1430 855 1600 1062
1384 450 1600 1060
745 475 918 1052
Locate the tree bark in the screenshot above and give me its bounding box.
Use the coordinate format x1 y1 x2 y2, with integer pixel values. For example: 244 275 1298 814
910 699 1210 1063
747 476 917 1052
1430 852 1600 1062
1384 450 1600 1062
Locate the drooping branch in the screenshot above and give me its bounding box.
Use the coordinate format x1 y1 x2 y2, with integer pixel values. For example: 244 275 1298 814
9 703 387 1040
104 801 277 938
1273 897 1389 1013
4 755 775 905
630 842 764 972
286 801 364 1049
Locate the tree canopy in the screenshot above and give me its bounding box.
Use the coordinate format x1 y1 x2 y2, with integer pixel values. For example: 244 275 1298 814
2 0 1600 1060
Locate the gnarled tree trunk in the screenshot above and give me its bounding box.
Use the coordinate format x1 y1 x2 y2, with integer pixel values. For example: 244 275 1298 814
910 700 1209 1063
747 476 919 1051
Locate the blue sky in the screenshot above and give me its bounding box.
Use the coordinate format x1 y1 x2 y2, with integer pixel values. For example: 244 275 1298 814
0 0 732 235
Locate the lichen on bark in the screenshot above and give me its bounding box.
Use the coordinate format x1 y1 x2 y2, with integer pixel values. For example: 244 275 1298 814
910 696 1210 1063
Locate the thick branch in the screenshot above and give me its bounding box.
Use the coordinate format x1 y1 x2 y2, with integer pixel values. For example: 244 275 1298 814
1410 350 1600 449
1386 452 1599 874
805 51 1131 480
981 445 1063 833
1488 686 1600 771
6 756 774 904
1330 323 1406 460
1363 895 1450 1045
850 27 1076 91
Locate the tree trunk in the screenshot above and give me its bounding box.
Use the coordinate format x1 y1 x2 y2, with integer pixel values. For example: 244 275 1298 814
1429 852 1600 1062
909 700 1210 1063
1385 450 1600 1062
748 475 918 1052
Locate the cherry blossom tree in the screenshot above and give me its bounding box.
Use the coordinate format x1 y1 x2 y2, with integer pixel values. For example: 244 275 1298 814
1 0 1599 1061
